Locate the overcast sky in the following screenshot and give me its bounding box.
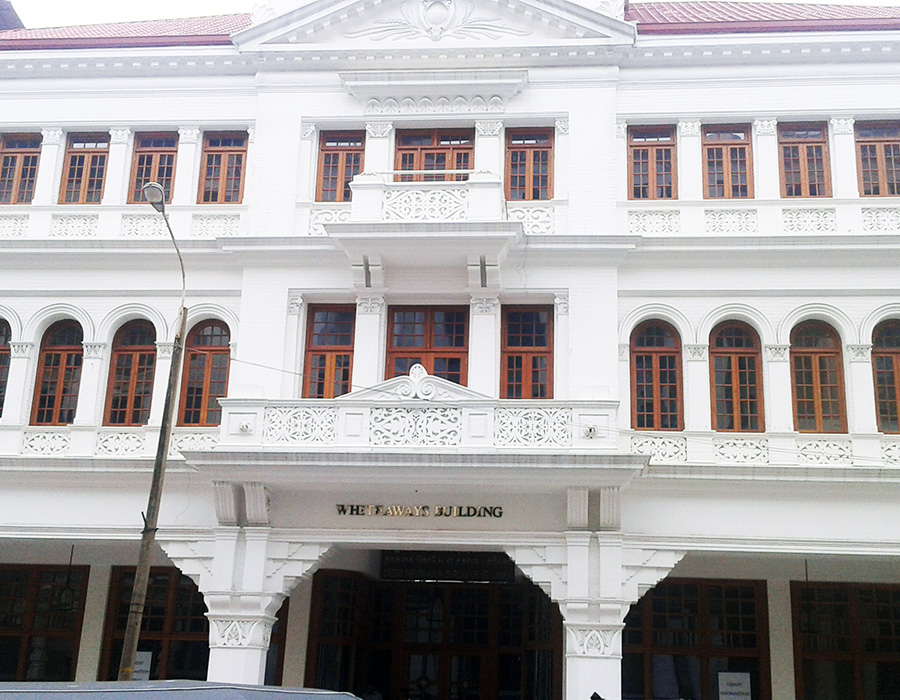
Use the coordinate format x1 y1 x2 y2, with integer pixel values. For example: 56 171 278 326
11 0 900 29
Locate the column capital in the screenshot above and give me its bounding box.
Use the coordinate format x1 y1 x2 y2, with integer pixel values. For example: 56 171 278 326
677 120 701 137
82 342 107 360
155 341 176 359
357 296 385 314
247 126 256 144
565 622 624 658
615 121 627 139
287 294 304 315
9 341 33 359
847 344 872 362
475 121 503 137
41 128 63 145
831 117 856 135
554 294 569 315
684 343 708 361
470 296 499 314
177 127 200 144
299 123 316 140
109 128 131 144
365 122 393 139
764 344 791 361
554 119 569 135
753 119 777 135
205 591 284 651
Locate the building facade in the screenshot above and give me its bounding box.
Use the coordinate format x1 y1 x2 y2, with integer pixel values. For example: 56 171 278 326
2 1 900 698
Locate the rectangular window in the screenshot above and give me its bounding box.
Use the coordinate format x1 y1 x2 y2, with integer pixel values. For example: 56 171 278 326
395 130 474 183
506 129 553 201
0 564 89 681
703 125 752 199
60 133 109 204
317 132 364 202
779 123 831 198
502 306 553 399
0 134 41 204
628 126 676 200
386 306 468 384
198 131 247 203
304 305 355 398
129 132 178 204
856 121 900 197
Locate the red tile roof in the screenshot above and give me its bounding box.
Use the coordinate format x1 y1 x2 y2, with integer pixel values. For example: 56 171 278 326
627 1 900 34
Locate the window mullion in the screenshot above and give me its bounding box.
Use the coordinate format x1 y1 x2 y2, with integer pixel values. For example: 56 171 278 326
811 353 825 432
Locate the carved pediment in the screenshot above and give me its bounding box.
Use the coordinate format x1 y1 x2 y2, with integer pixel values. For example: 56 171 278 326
339 363 491 402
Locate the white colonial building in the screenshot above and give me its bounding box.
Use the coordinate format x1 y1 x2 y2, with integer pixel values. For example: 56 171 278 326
2 1 900 698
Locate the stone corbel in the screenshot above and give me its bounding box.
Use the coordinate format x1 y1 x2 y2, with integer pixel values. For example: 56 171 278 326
504 543 568 602
621 547 686 603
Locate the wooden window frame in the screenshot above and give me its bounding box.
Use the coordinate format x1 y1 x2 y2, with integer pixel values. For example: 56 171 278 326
197 131 247 204
631 320 683 431
623 578 771 700
702 124 753 199
778 122 832 198
128 132 178 204
394 129 474 182
872 319 900 434
31 320 83 426
501 305 553 399
628 126 677 200
385 306 468 384
303 304 355 398
855 120 900 197
0 319 9 417
178 320 230 427
0 563 90 682
709 321 765 432
792 581 900 700
316 131 365 203
0 133 41 204
59 133 109 204
104 320 157 426
790 320 847 433
505 128 553 201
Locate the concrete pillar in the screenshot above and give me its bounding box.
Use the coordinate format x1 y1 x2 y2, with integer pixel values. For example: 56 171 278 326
677 120 703 201
765 345 794 431
33 129 64 205
753 120 779 200
616 122 628 202
767 579 796 700
468 297 500 397
173 128 200 205
474 120 503 175
102 128 132 205
148 341 175 427
353 296 385 390
0 342 33 425
284 295 305 398
847 344 877 433
555 119 569 202
75 564 111 682
298 123 317 201
73 342 107 426
364 122 394 173
554 295 570 401
830 118 858 199
206 590 284 684
282 577 313 687
684 344 711 431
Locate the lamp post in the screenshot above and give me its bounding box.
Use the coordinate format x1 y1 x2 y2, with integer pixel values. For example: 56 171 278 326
118 183 189 681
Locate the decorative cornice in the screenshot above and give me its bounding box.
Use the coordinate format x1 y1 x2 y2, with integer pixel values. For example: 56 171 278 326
555 119 569 135
554 295 569 315
299 123 316 140
9 341 33 359
764 344 790 361
41 129 63 146
684 344 708 361
831 117 855 135
470 296 499 314
365 122 393 139
475 121 503 137
615 121 627 139
108 128 131 145
678 120 701 137
754 119 777 136
847 344 872 362
177 127 200 145
82 342 107 360
357 296 384 314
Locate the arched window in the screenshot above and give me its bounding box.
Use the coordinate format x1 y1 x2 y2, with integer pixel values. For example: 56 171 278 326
631 321 683 430
791 321 846 433
872 320 900 433
180 321 230 426
0 320 10 417
32 320 83 425
710 322 764 432
105 320 156 426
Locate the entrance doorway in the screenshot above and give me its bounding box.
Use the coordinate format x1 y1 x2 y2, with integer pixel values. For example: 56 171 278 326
305 556 562 700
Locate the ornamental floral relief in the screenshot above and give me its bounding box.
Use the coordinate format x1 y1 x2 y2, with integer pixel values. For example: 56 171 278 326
714 438 769 464
882 441 900 464
211 619 260 647
862 208 900 232
628 210 680 235
51 215 99 238
96 432 146 456
494 408 572 447
796 439 852 464
847 345 872 362
631 435 687 462
10 342 33 359
263 406 337 445
192 214 241 238
705 209 758 234
507 203 554 235
566 624 622 657
383 188 468 221
782 208 836 233
370 407 462 446
122 215 167 238
169 432 219 457
365 95 504 114
22 431 70 455
0 215 28 238
309 207 351 236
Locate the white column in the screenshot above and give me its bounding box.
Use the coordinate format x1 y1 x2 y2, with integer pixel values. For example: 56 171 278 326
284 295 305 398
102 128 132 204
684 344 711 431
148 341 175 427
555 119 569 201
353 296 385 390
33 128 64 205
474 121 503 175
847 344 877 433
677 120 703 201
0 342 33 425
298 123 316 201
75 564 111 681
73 342 107 426
830 118 858 199
242 126 257 209
615 122 628 202
554 295 570 400
468 297 500 397
767 579 796 700
173 127 201 204
754 119 780 200
765 345 794 431
364 122 394 173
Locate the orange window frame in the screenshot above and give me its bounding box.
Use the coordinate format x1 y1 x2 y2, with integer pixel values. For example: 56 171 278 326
129 132 178 204
31 320 83 426
872 320 900 434
631 320 683 431
702 125 753 199
0 319 9 417
303 304 356 398
59 133 109 204
855 121 900 197
0 133 41 204
178 321 230 427
505 128 553 201
790 321 847 433
104 320 157 426
501 305 553 399
709 322 764 432
628 126 677 200
395 129 474 182
778 123 832 198
197 131 247 204
385 306 468 384
316 131 365 203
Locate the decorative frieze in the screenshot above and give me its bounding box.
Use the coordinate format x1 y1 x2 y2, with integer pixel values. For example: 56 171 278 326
309 207 351 236
507 202 554 235
383 188 467 221
364 95 504 114
169 431 219 456
177 127 200 144
475 121 503 136
782 208 836 233
631 435 687 462
210 618 270 649
365 122 393 138
0 215 28 238
847 344 872 362
121 214 167 238
862 208 900 232
714 438 769 464
705 209 758 234
494 408 572 447
371 407 462 446
470 297 499 314
263 406 337 445
796 439 852 464
191 214 241 238
628 210 680 235
22 431 70 455
753 119 777 135
96 432 145 456
51 215 99 238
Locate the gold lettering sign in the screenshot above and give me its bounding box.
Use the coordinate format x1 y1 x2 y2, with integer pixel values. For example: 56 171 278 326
335 504 503 518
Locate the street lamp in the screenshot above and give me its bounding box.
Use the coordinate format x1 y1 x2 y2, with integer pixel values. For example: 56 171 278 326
118 183 189 681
